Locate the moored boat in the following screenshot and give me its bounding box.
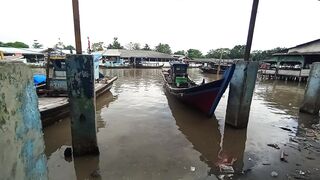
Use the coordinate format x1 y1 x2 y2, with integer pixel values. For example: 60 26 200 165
99 58 131 68
162 62 235 117
38 51 118 126
135 61 164 68
200 63 231 74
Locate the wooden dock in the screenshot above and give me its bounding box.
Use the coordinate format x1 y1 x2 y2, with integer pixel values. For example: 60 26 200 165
258 68 310 82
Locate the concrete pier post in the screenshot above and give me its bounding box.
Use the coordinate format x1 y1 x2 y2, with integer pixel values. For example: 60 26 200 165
226 61 259 128
66 55 99 156
300 62 320 115
0 61 48 179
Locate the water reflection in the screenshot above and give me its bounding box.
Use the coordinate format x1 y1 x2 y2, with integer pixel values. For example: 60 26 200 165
96 92 118 130
43 91 117 179
165 90 247 176
255 80 305 116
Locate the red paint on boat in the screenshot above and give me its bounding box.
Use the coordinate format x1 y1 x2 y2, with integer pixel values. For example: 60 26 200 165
181 90 219 114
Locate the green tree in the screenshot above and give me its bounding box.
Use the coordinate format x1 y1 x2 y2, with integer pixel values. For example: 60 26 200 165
32 40 43 49
142 44 151 50
187 49 203 59
0 41 6 47
65 45 75 50
1 41 29 48
107 37 124 49
92 42 104 52
174 50 186 56
251 47 287 61
206 48 230 59
229 45 246 59
155 43 172 54
125 42 140 50
133 43 141 50
54 38 65 49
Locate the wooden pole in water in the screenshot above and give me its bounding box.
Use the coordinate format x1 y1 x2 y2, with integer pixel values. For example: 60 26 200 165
72 0 82 54
225 0 259 128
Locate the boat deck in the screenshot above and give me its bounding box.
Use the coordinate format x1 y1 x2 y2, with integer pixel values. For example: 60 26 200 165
38 76 117 127
39 97 68 113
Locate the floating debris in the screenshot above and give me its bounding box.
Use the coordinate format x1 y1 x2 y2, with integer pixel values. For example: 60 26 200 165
280 150 287 162
280 127 293 132
306 156 315 160
267 143 280 149
218 174 225 180
219 165 234 174
190 166 196 172
90 169 101 178
271 171 278 177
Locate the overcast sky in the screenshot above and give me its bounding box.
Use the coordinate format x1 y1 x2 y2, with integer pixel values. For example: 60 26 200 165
0 0 319 53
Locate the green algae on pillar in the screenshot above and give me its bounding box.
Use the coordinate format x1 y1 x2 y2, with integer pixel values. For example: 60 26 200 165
0 61 48 179
300 62 320 115
225 61 259 128
66 55 99 156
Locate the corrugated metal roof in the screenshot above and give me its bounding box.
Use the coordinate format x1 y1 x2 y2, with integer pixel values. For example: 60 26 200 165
0 47 43 55
102 49 174 59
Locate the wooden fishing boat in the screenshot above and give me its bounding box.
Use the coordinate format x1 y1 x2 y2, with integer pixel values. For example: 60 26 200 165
162 62 235 117
39 76 117 127
134 61 164 68
38 50 118 127
99 58 131 69
200 64 230 74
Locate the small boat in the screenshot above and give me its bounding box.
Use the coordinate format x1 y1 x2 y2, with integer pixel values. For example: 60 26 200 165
200 63 230 74
162 62 235 117
38 51 118 126
134 61 164 68
99 58 131 68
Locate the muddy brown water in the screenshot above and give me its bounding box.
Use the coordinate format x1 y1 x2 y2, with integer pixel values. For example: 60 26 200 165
41 68 320 180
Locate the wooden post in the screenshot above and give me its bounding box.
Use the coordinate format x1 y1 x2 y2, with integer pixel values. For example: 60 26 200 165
300 62 320 115
225 0 259 128
0 61 48 179
66 55 99 156
72 0 82 54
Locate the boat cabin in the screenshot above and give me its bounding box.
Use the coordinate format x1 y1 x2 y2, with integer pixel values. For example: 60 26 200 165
46 54 68 96
170 62 189 87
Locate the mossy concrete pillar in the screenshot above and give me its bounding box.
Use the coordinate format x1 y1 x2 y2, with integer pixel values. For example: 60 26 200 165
0 61 48 179
226 61 259 128
300 62 320 115
66 55 99 156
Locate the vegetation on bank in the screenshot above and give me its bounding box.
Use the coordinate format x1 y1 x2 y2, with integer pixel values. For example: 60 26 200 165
0 37 287 61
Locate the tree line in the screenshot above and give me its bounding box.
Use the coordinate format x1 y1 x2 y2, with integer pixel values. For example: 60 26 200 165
0 37 287 61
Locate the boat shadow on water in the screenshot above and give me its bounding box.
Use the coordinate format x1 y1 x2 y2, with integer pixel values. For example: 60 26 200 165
165 89 249 177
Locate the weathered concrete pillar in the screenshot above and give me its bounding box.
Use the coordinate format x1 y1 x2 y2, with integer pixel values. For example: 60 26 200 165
225 61 259 128
0 61 48 179
66 55 99 156
300 62 320 115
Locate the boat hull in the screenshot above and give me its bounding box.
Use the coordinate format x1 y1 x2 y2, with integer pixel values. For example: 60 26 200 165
163 64 235 116
200 67 224 74
135 64 164 69
99 65 131 69
39 76 118 127
164 79 223 116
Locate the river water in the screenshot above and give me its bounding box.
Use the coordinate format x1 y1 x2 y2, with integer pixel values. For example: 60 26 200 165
42 68 320 180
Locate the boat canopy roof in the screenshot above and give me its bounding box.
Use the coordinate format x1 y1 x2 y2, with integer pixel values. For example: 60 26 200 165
170 62 188 74
170 62 188 67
